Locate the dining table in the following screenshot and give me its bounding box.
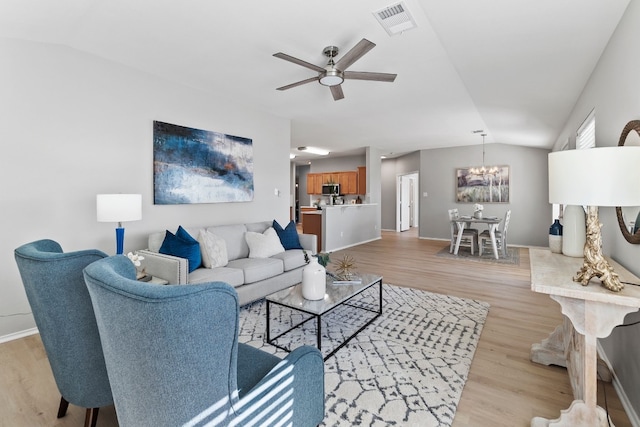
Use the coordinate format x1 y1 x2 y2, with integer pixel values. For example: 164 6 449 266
452 215 503 259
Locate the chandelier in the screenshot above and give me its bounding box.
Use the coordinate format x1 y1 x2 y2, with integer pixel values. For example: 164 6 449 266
469 133 499 176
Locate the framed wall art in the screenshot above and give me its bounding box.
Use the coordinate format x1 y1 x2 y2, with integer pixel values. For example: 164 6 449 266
456 165 509 203
153 120 254 205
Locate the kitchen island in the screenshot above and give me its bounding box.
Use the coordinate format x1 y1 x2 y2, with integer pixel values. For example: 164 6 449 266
301 204 379 253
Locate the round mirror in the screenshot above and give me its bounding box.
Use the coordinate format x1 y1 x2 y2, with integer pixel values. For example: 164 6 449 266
616 120 640 243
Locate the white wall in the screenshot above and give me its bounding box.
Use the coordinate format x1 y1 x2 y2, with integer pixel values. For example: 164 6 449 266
307 155 365 173
553 1 640 421
0 38 291 338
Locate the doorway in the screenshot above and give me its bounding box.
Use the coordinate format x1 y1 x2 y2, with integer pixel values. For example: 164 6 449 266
396 172 419 232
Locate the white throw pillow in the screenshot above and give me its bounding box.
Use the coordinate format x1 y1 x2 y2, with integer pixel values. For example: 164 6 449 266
198 229 229 268
245 227 285 258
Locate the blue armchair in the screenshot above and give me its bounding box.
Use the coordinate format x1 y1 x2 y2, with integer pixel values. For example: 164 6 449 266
14 239 113 427
83 255 325 427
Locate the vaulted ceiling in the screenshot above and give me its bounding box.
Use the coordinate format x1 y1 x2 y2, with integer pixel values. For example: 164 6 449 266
0 0 630 161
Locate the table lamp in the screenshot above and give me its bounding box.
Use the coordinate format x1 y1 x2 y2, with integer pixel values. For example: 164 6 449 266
96 194 142 255
548 146 640 291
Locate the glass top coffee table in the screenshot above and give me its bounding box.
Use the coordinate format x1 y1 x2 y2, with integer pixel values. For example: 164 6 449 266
265 273 382 361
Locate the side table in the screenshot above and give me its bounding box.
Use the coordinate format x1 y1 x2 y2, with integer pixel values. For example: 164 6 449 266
529 248 640 427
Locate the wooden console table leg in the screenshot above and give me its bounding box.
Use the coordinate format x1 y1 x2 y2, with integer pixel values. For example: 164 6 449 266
531 318 612 384
530 321 567 368
530 296 637 427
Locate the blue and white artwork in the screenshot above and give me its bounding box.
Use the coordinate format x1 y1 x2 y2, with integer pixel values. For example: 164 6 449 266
153 121 254 204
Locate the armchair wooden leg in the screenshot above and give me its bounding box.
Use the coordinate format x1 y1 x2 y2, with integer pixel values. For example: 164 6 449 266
57 396 69 418
84 407 100 427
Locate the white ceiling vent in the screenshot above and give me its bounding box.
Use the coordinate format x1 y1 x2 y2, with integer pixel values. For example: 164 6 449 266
373 2 417 36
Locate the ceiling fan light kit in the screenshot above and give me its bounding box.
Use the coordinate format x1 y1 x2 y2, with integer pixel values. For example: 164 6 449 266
319 70 344 87
274 38 397 101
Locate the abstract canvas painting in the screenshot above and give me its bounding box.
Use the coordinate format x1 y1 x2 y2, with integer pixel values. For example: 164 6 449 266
153 121 254 204
456 165 509 203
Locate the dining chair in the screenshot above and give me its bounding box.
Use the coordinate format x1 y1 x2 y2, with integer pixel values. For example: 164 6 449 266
479 209 511 258
14 239 113 427
448 208 478 254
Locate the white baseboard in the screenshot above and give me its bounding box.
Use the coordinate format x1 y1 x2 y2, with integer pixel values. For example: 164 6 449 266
325 237 381 253
0 327 38 344
598 342 640 427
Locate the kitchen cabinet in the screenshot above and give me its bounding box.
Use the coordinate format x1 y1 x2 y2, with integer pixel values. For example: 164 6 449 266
302 212 322 252
357 167 366 195
337 171 358 194
306 173 322 195
306 168 365 195
322 173 337 185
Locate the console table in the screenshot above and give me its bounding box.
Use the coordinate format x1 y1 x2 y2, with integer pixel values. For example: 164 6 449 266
529 248 640 426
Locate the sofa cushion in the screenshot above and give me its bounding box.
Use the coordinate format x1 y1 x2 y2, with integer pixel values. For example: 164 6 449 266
270 249 307 272
177 226 202 271
198 229 228 268
227 258 284 284
187 267 244 287
206 224 249 261
148 231 166 253
159 228 201 273
272 220 303 250
245 221 271 234
245 227 285 259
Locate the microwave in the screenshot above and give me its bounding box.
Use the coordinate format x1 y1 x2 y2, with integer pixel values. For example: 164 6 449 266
322 183 340 195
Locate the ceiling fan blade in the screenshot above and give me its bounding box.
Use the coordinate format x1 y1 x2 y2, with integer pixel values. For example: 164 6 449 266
334 38 376 71
276 76 318 91
330 85 344 101
273 52 325 73
344 71 397 82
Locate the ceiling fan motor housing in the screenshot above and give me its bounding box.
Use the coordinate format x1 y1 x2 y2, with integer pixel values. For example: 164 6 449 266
323 46 339 58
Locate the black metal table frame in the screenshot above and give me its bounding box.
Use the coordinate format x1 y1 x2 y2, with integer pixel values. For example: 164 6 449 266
266 278 383 361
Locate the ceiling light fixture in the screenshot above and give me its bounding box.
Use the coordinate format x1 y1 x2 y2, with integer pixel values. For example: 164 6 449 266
290 154 296 159
297 146 330 156
469 133 498 176
319 69 344 87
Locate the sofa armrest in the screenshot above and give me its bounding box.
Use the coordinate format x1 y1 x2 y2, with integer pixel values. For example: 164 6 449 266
235 345 324 427
298 233 317 255
136 250 188 284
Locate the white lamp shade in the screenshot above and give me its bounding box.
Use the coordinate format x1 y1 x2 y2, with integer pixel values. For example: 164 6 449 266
549 147 640 207
96 194 142 222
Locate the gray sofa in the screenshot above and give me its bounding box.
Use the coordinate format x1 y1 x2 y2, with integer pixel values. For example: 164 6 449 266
137 221 317 305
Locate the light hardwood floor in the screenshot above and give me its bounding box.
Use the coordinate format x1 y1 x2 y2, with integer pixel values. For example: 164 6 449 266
0 229 632 426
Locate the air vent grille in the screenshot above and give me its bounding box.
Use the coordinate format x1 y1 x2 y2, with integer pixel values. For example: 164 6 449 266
373 2 417 36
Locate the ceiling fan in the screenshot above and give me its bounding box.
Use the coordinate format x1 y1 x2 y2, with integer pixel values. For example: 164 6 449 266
273 38 397 101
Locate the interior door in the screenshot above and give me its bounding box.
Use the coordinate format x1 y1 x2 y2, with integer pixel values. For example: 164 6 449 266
400 175 411 231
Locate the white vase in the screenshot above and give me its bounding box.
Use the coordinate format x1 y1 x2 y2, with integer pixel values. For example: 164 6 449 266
549 235 563 254
562 205 586 257
302 257 326 300
474 211 482 219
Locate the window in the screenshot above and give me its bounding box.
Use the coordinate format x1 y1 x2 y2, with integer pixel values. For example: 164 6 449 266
576 109 595 150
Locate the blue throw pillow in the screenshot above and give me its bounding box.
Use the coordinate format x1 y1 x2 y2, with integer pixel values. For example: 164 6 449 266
272 220 303 250
159 227 202 273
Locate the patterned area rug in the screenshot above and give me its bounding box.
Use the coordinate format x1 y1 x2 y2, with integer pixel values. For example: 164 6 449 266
239 284 490 426
435 245 520 265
